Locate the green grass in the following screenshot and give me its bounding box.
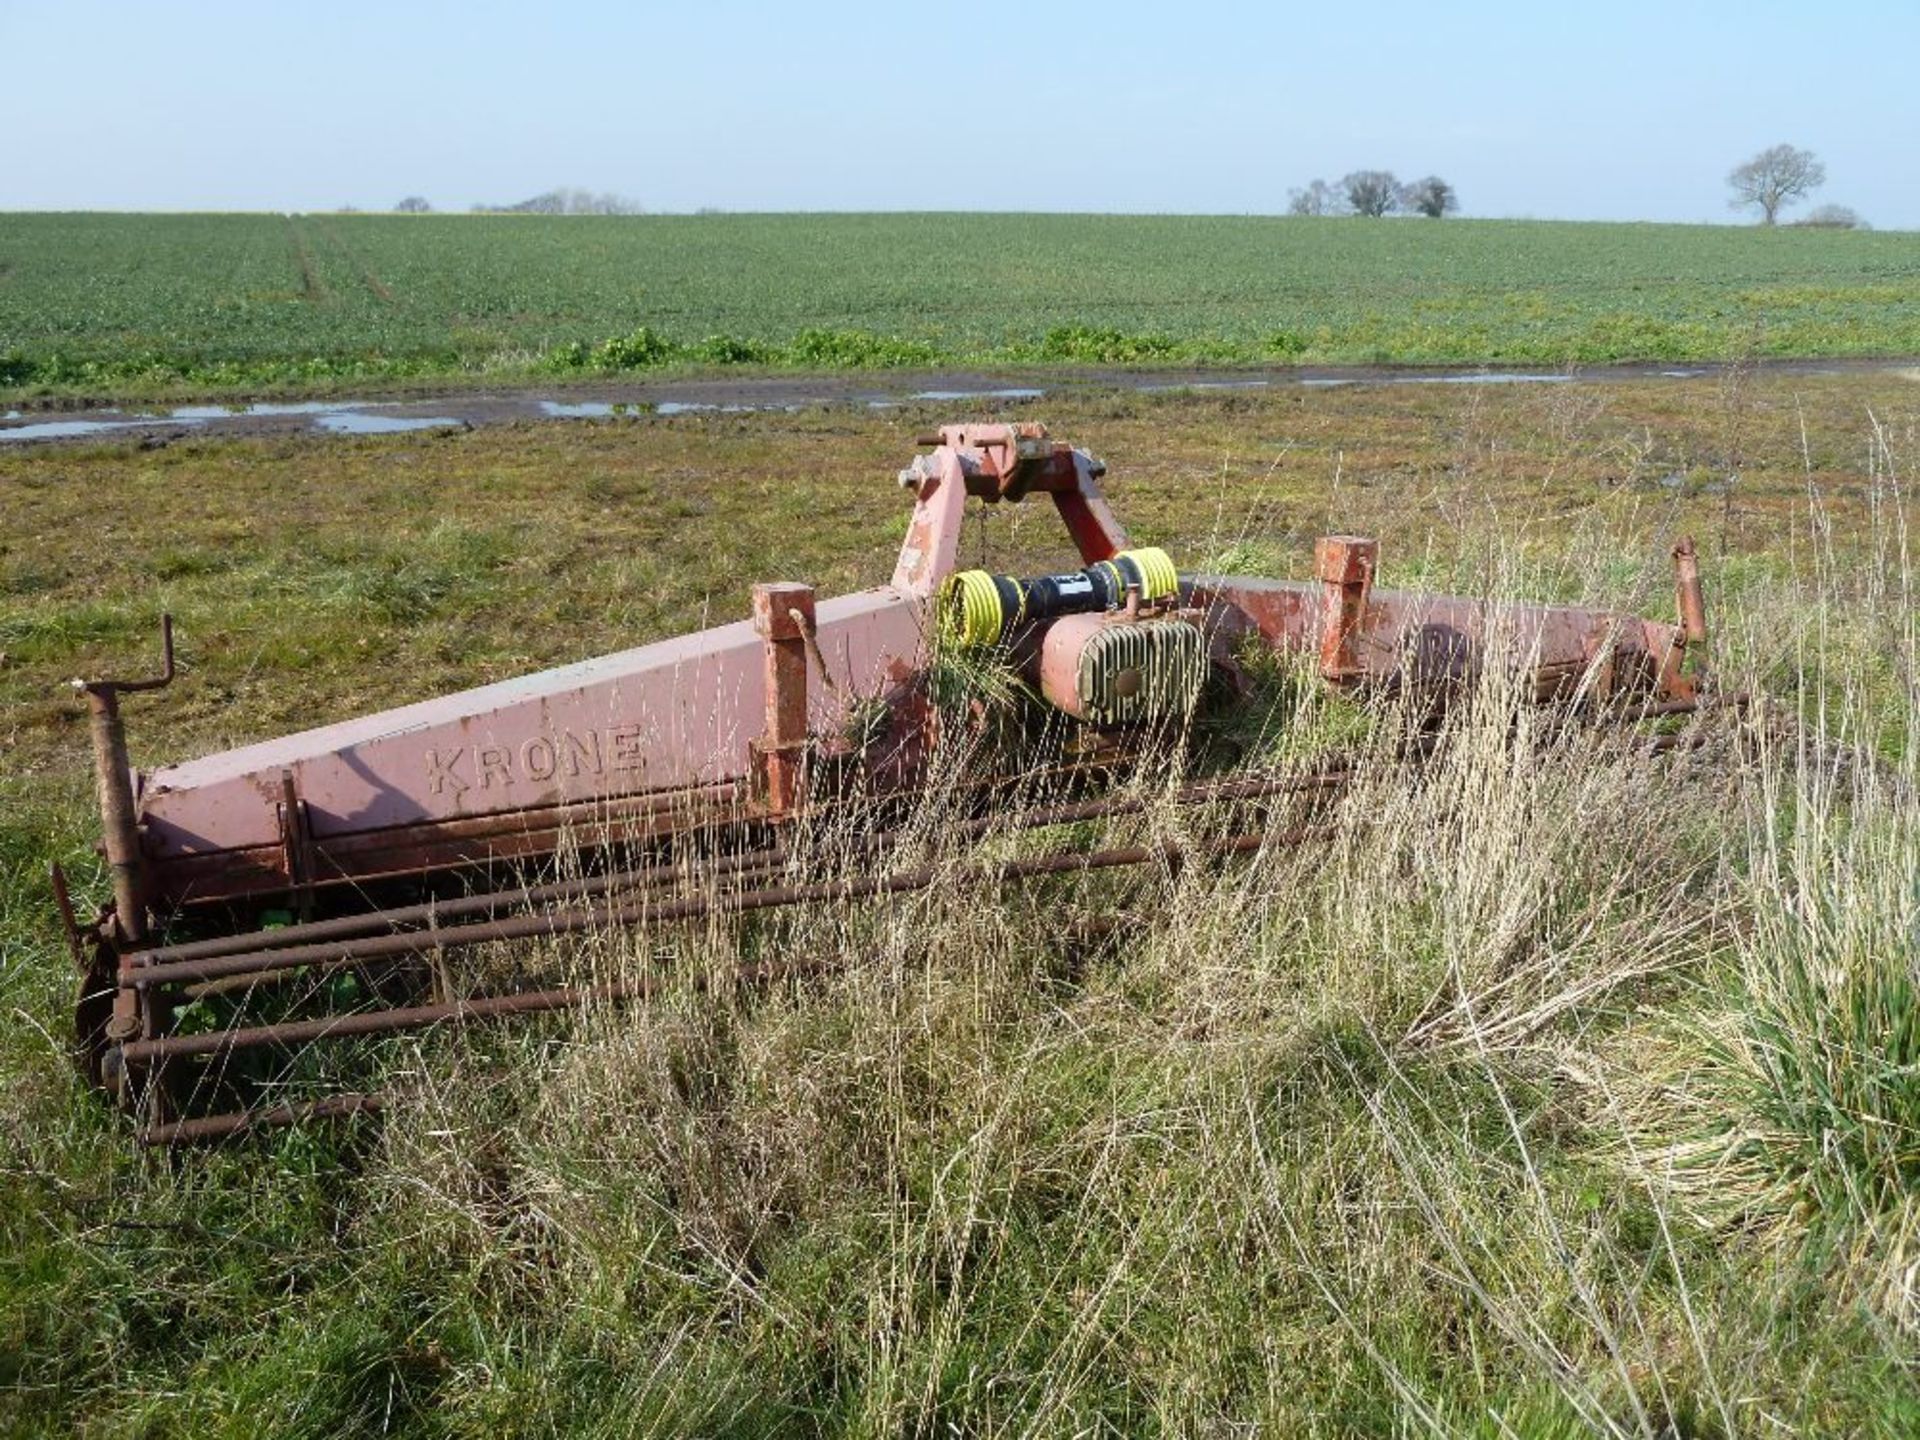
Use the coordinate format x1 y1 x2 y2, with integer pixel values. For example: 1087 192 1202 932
4 380 1919 1434
3 213 1919 398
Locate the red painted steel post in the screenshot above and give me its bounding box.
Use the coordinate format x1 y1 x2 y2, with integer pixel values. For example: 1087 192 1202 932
1051 452 1130 565
891 449 970 595
751 582 815 817
1315 536 1378 680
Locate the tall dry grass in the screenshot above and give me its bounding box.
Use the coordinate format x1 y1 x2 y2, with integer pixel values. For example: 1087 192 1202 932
341 461 1915 1432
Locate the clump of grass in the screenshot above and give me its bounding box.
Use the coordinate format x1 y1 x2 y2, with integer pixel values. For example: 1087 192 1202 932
1636 512 1920 1333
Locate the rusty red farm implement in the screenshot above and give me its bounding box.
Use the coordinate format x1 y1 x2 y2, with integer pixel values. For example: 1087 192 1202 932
58 423 1713 1142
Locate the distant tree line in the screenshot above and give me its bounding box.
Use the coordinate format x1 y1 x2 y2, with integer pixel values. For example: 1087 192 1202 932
389 189 643 216
1288 172 1457 218
1287 148 1870 230
391 152 1867 229
471 188 642 215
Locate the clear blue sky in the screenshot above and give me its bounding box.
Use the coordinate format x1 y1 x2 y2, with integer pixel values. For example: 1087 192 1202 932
3 0 1915 227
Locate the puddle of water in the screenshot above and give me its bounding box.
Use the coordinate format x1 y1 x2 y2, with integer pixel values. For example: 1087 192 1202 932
1301 372 1568 389
170 401 347 420
652 401 805 415
1141 380 1272 394
0 364 1831 446
1414 372 1570 385
910 388 1045 402
315 413 462 435
0 400 434 442
0 418 153 442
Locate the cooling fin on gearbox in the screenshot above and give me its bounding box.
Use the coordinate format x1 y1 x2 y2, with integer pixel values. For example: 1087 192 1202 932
1071 618 1209 725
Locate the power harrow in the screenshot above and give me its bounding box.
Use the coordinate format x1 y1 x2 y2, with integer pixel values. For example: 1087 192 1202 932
58 423 1713 1142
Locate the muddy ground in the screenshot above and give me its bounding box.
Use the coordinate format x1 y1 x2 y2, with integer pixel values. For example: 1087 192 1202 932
4 357 1914 447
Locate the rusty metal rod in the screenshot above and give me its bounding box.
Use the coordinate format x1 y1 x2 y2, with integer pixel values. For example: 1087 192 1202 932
1673 537 1707 645
128 838 799 968
126 767 1348 980
123 981 669 1063
174 775 1336 1003
126 827 1282 991
139 1091 383 1145
143 915 1143 1150
82 685 147 943
143 910 1203 1145
125 950 851 1069
49 862 89 975
73 615 176 945
118 828 1284 1057
954 765 1350 834
141 953 853 1144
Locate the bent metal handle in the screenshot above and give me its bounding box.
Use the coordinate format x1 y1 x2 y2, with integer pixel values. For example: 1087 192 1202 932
74 612 176 697
72 613 175 946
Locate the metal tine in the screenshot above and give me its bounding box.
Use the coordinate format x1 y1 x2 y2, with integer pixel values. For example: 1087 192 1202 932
120 826 1302 1068
127 760 1351 975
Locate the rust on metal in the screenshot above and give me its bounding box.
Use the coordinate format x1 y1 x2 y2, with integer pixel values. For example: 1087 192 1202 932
1314 535 1378 680
120 780 1336 993
49 862 89 975
751 581 815 816
116 827 1299 1067
73 613 174 944
1673 536 1707 645
140 1093 384 1146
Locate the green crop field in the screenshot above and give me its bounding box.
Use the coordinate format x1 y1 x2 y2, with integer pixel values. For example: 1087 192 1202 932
2 212 1919 396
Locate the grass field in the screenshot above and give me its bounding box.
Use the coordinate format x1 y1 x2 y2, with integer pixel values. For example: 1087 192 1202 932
3 213 1920 397
4 375 1918 1434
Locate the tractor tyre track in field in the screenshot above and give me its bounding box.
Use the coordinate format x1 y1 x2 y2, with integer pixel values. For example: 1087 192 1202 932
283 217 327 304
311 216 397 305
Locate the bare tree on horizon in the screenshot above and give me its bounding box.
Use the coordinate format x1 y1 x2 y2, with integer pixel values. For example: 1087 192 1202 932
1728 145 1825 225
1402 176 1458 219
1287 179 1339 216
1341 171 1402 217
